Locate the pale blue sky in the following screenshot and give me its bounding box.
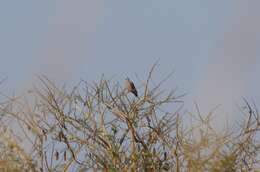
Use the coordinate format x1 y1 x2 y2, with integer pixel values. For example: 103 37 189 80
1 1 260 123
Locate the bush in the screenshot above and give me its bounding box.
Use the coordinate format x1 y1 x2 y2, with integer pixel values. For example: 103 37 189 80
0 66 260 171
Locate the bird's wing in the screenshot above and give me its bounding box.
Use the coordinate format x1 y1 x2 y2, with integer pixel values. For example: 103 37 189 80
130 81 138 97
129 81 136 90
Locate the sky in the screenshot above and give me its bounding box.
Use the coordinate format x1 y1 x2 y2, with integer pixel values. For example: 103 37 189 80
0 1 260 127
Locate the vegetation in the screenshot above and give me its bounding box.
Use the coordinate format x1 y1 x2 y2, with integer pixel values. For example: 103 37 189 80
0 65 260 171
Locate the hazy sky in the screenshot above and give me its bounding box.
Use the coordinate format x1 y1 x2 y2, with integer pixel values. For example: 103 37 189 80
0 1 260 124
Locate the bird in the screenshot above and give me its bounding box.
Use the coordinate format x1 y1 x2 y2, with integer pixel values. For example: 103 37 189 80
125 77 138 97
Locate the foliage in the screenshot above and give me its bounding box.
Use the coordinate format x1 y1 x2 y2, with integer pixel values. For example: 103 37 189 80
0 66 260 171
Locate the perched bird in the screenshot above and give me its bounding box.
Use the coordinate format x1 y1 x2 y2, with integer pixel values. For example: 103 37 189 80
125 77 138 97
